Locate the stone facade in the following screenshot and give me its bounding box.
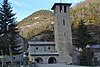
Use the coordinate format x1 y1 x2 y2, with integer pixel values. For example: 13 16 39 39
28 42 59 64
51 3 73 64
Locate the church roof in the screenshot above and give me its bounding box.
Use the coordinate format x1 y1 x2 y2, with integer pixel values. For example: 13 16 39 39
28 42 55 46
30 52 59 56
86 44 100 48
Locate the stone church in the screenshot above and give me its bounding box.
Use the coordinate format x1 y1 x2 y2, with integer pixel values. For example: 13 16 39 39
28 3 73 64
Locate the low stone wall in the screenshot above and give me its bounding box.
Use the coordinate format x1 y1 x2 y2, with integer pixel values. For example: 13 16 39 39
38 64 99 67
1 63 99 67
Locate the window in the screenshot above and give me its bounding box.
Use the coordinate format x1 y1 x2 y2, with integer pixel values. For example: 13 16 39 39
36 47 38 50
64 6 66 13
48 47 51 50
63 20 65 25
60 6 62 13
64 32 66 36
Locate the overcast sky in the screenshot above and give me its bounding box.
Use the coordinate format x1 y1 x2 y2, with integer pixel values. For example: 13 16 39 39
0 0 85 21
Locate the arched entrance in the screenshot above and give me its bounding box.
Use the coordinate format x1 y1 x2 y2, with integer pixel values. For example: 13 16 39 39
35 57 43 64
48 57 57 64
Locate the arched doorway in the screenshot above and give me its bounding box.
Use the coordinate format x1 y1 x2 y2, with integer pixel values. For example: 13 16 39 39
48 57 57 64
35 57 43 64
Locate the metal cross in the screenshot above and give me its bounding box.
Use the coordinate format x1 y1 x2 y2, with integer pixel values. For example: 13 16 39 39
60 0 62 3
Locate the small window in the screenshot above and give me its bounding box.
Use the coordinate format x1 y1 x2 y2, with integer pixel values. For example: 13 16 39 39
63 20 65 25
36 47 38 50
64 6 66 13
60 6 62 13
64 32 66 36
48 47 51 50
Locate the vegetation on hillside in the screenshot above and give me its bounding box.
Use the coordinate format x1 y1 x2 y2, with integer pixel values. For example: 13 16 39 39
71 1 100 29
71 0 100 44
18 10 54 39
18 10 53 26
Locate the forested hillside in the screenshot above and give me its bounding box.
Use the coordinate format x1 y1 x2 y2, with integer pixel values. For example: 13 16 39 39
18 10 54 39
71 0 100 28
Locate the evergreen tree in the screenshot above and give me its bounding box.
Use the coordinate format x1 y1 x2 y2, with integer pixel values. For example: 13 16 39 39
75 20 91 48
0 7 5 35
0 0 22 55
79 48 94 66
75 20 94 65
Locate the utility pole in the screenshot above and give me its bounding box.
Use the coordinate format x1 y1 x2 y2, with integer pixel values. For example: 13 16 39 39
1 50 4 67
9 45 13 67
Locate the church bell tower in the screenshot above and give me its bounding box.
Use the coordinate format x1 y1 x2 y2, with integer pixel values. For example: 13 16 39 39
51 3 73 64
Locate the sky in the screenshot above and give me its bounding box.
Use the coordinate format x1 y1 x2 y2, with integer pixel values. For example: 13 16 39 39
0 0 85 22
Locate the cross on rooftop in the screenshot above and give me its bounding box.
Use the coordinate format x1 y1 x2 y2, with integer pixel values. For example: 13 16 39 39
60 0 62 3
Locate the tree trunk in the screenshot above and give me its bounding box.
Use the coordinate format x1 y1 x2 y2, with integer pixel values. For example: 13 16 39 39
9 45 13 67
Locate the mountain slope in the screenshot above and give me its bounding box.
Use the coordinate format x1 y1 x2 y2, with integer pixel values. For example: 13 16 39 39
18 10 54 39
71 0 100 28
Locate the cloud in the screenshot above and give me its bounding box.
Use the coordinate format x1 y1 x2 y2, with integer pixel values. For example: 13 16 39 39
66 0 85 3
13 2 21 7
9 0 26 8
